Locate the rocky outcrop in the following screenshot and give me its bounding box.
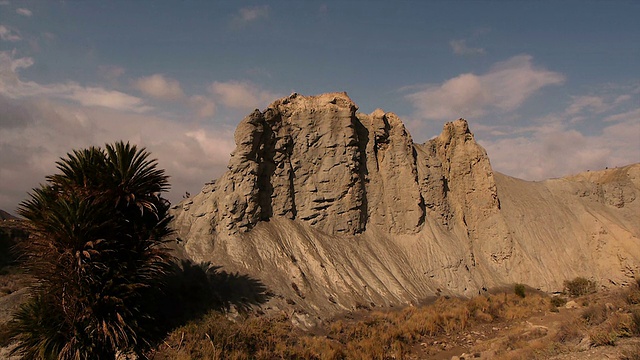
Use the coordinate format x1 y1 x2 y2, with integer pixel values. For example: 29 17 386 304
174 93 500 238
171 92 640 323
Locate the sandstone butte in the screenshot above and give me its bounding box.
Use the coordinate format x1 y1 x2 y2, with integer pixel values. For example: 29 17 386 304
170 92 639 326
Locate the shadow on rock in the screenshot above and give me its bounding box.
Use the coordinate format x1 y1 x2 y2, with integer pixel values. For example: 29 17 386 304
146 259 272 335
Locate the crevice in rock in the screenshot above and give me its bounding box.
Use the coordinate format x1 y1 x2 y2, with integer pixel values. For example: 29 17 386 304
257 119 276 221
353 114 370 233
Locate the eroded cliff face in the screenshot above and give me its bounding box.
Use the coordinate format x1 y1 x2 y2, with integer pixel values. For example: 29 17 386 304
175 93 500 237
171 92 640 324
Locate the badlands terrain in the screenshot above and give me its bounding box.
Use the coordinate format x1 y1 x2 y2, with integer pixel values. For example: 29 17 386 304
1 92 638 359
172 92 639 323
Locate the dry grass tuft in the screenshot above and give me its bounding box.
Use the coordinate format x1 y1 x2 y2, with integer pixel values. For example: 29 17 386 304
621 343 640 360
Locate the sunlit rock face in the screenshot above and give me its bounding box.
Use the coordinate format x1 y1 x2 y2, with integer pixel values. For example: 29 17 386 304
171 92 640 324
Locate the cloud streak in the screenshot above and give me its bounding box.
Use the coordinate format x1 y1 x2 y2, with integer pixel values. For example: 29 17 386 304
16 8 32 17
405 55 565 121
450 39 485 56
237 5 270 23
480 118 639 180
0 94 235 211
0 52 150 112
0 25 21 42
0 52 264 211
477 88 640 180
209 80 280 110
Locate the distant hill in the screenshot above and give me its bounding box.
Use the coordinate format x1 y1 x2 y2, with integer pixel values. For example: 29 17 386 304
0 210 16 221
0 210 26 269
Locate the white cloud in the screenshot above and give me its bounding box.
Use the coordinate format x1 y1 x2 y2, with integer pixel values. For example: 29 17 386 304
0 51 239 211
0 25 21 42
16 8 32 17
134 74 184 101
614 94 631 104
209 80 279 110
405 55 565 121
481 117 639 180
602 108 640 123
68 86 149 111
0 96 235 211
562 93 637 123
189 95 216 118
450 39 485 56
0 51 150 112
565 95 608 115
0 51 33 73
237 5 270 23
476 87 639 180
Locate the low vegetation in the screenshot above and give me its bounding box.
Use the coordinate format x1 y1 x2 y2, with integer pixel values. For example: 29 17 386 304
150 279 640 360
1 140 637 359
5 142 175 359
152 291 552 359
564 276 598 297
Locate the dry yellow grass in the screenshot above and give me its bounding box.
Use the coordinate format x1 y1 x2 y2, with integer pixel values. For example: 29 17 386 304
150 284 640 359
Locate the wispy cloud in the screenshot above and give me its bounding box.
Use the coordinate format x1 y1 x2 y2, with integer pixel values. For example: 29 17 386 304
0 96 236 210
189 95 216 118
0 51 282 210
0 25 21 42
209 80 280 110
16 8 32 17
480 118 639 180
133 74 184 101
405 55 565 121
0 51 150 112
477 87 639 180
565 95 609 115
602 107 640 123
450 39 485 56
236 5 269 24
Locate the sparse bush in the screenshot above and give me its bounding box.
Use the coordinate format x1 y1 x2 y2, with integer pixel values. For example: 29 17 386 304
550 295 567 308
554 320 583 343
626 279 640 305
582 304 608 325
514 283 526 298
564 277 597 297
630 308 640 336
587 311 634 347
154 290 559 359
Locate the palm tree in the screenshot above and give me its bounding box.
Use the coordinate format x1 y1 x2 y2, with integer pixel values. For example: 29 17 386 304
9 141 174 359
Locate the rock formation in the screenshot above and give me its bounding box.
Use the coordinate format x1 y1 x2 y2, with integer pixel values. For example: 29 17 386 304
171 92 640 324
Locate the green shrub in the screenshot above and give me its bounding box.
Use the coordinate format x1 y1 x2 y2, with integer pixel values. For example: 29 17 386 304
564 277 597 297
7 142 174 359
514 283 526 298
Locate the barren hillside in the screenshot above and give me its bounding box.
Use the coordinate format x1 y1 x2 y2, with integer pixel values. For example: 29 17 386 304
171 92 639 324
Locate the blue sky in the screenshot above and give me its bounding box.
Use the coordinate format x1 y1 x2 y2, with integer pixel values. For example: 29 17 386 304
1 0 639 211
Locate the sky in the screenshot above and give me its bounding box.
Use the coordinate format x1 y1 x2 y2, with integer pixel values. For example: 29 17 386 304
0 0 639 213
